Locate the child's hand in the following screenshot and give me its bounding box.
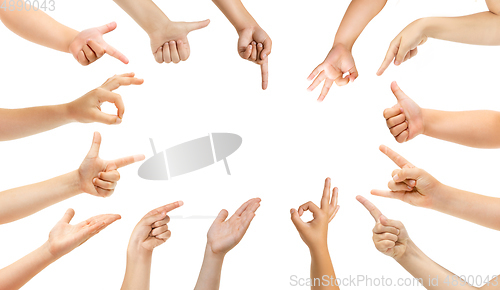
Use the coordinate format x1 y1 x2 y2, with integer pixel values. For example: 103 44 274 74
150 20 210 64
47 208 121 258
383 82 424 143
69 22 129 66
206 198 261 256
128 201 183 255
66 73 144 125
290 178 340 249
377 19 428 76
237 26 272 90
307 44 358 102
78 132 145 198
356 196 409 260
371 145 442 209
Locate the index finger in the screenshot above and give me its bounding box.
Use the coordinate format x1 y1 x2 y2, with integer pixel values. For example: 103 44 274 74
104 43 129 64
379 145 413 168
101 76 144 91
110 154 145 169
261 58 268 90
376 40 399 76
356 195 382 222
148 201 184 217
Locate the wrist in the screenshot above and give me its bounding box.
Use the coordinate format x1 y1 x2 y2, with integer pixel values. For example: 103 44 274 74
309 242 329 256
235 19 259 34
332 40 353 52
394 239 419 264
417 17 434 39
60 102 76 123
64 170 84 197
205 243 226 262
146 17 172 38
127 239 154 259
41 241 61 262
428 182 451 212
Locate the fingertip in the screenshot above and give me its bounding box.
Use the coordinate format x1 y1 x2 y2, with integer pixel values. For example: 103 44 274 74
290 208 295 214
178 200 184 207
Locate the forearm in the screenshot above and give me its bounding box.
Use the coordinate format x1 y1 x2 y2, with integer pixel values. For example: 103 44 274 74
0 171 81 224
120 249 153 290
396 240 475 290
422 109 500 148
0 242 58 290
0 7 77 53
112 0 170 36
309 246 339 290
212 0 258 31
194 245 224 290
333 0 387 50
0 105 73 141
421 12 500 45
431 184 500 231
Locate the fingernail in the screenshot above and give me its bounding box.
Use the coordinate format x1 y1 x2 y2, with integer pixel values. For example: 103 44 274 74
400 107 404 113
395 61 400 65
178 200 184 206
115 118 122 125
393 175 399 181
261 53 267 58
257 43 262 47
98 173 102 178
93 178 97 183
290 209 295 214
407 186 412 191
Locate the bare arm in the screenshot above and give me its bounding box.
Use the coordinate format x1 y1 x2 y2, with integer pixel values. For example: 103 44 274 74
334 0 388 49
0 8 77 53
422 109 500 149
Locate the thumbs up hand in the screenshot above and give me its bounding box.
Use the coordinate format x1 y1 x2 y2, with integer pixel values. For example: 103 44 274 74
150 19 210 64
78 132 145 198
383 82 425 143
69 22 129 66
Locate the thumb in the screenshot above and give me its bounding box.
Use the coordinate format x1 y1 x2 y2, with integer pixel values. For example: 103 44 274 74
97 21 118 35
215 209 229 223
290 208 305 230
391 81 408 102
60 208 75 224
86 132 102 158
348 65 359 83
185 19 210 33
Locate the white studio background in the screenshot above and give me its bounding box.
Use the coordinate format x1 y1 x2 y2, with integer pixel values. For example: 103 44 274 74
1 0 499 289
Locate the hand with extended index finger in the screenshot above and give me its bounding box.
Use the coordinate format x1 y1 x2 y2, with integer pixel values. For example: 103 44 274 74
237 26 272 90
128 201 184 255
377 19 428 76
78 132 145 198
207 198 261 256
69 22 129 66
356 196 409 260
66 73 144 125
290 178 340 250
383 82 424 143
371 145 442 209
307 44 358 102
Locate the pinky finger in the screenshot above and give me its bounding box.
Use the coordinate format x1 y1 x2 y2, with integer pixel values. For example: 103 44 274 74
156 230 172 240
77 51 90 66
395 130 409 143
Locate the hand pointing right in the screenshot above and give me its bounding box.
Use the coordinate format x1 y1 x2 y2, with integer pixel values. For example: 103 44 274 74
78 132 145 198
150 20 210 64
